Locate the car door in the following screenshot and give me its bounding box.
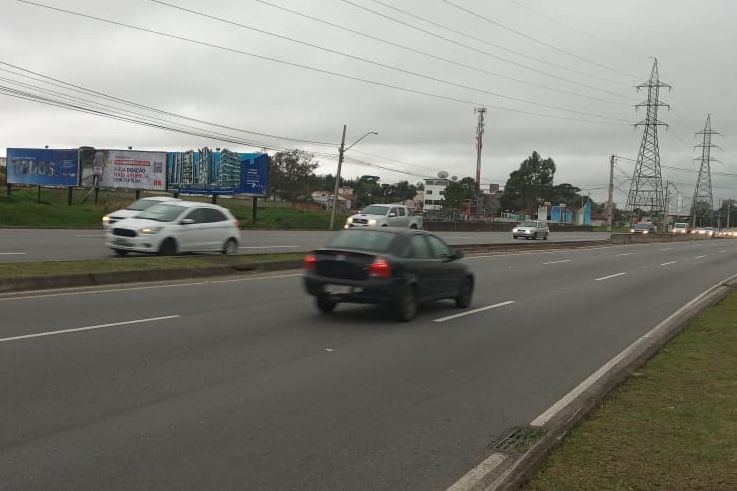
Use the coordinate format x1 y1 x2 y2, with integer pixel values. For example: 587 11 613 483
179 207 209 251
202 208 230 251
387 207 400 227
396 207 410 228
400 234 438 301
426 234 464 298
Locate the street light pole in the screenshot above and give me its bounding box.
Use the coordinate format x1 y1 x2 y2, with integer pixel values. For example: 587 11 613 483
328 127 378 230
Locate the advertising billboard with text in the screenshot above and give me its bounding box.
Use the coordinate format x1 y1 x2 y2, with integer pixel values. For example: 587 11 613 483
6 148 79 186
79 148 166 190
167 148 269 196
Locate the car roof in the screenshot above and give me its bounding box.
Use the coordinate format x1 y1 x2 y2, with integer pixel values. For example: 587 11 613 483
152 200 228 211
140 196 178 201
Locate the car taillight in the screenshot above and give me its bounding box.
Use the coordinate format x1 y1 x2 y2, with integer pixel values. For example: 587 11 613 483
234 219 240 228
304 254 317 271
369 257 392 279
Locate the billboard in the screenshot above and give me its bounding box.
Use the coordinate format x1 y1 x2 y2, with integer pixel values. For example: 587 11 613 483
6 148 79 186
167 148 269 196
79 148 166 190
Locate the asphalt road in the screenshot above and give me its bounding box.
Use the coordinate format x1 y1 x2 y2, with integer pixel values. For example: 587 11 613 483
0 228 611 262
2 239 736 490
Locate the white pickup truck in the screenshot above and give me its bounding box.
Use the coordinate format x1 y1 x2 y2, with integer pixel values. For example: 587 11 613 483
345 204 423 229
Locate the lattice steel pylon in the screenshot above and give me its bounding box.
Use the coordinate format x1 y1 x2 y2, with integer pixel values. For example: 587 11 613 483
625 59 671 224
690 114 720 227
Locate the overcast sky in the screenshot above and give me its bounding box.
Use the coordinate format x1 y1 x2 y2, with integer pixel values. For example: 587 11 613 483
2 0 736 206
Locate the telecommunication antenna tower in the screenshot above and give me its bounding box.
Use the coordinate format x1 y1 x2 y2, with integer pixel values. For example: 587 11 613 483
690 114 720 228
625 59 671 224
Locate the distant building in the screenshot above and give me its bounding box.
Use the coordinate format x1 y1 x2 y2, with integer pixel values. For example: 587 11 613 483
312 187 353 211
423 178 448 212
219 149 241 189
0 157 6 168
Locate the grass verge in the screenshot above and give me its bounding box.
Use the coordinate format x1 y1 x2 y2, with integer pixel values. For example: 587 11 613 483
0 253 305 279
0 188 344 229
525 289 737 490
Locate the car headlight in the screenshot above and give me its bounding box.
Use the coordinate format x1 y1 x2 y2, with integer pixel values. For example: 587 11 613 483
102 215 111 223
630 229 635 233
141 226 162 234
368 219 377 225
512 228 518 233
347 217 353 224
643 230 648 234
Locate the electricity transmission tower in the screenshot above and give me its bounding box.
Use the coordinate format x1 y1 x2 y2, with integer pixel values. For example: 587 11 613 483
625 59 671 225
690 114 719 228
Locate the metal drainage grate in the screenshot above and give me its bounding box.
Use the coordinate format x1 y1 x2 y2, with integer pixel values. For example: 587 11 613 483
491 426 545 452
491 427 525 451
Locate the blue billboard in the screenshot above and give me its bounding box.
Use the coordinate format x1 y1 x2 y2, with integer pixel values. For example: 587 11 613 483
167 148 270 196
6 148 79 186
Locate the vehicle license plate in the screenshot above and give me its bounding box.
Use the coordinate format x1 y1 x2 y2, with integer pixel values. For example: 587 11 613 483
325 285 351 294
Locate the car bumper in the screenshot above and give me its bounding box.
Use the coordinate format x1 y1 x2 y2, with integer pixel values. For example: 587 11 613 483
105 233 163 253
303 274 407 304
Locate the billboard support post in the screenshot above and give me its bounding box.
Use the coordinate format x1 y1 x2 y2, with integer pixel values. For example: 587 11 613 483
252 196 258 223
37 185 41 204
6 183 11 197
211 195 217 204
135 189 141 200
67 187 73 206
94 187 99 204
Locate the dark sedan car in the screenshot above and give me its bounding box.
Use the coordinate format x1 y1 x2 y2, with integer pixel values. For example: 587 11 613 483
303 228 474 321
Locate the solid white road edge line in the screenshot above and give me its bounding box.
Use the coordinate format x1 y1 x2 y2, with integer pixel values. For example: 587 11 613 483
0 273 302 302
0 315 180 344
0 252 26 255
530 270 737 428
616 252 636 256
594 272 627 281
660 247 673 251
695 255 707 259
660 261 677 266
433 301 515 323
542 259 572 265
446 453 507 491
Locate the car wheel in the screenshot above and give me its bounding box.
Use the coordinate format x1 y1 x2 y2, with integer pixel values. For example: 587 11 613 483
410 224 418 229
113 249 129 257
316 295 337 314
455 276 474 309
222 238 238 255
544 233 549 240
395 285 418 322
158 238 177 256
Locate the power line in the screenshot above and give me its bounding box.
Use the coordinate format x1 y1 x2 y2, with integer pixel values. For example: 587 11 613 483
336 0 633 101
439 0 641 80
363 0 627 89
16 0 630 126
214 0 627 107
0 60 337 147
148 0 630 121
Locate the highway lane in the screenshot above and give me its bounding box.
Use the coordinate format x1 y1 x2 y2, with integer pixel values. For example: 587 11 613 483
1 240 736 490
0 228 611 262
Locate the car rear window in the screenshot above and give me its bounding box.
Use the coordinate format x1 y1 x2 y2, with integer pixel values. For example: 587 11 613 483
328 230 396 252
634 223 652 229
360 205 390 215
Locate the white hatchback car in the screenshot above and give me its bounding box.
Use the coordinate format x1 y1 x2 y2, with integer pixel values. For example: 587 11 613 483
102 196 180 229
106 201 240 256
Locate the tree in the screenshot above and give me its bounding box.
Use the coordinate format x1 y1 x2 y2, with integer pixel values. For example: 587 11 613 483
270 149 319 201
353 175 381 209
443 177 475 212
500 151 556 213
550 183 582 208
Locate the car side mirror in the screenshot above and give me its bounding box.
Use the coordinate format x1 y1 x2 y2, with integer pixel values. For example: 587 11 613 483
180 218 195 225
445 249 464 261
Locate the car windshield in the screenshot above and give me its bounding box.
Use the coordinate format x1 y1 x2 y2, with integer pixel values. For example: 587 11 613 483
634 223 652 230
136 204 187 222
126 199 162 211
675 223 687 228
360 206 390 216
520 221 538 227
328 230 396 252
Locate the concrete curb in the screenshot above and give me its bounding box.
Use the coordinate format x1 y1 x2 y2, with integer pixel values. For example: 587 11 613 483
475 272 737 490
0 260 303 293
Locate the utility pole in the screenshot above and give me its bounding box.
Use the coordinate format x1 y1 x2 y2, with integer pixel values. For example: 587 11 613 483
474 107 487 220
626 59 670 228
727 201 732 229
607 154 615 232
329 124 347 231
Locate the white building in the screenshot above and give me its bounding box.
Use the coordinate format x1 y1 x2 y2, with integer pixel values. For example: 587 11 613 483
423 178 448 212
